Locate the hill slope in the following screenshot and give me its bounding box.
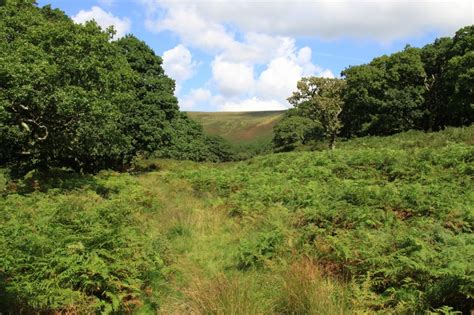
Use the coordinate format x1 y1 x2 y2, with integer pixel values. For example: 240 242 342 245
187 111 285 144
1 126 473 313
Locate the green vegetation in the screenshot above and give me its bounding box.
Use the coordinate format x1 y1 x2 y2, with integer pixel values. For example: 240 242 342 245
0 1 231 177
274 26 473 152
188 111 284 159
187 111 285 145
1 1 473 314
1 126 472 313
288 77 346 150
176 126 474 314
343 26 473 137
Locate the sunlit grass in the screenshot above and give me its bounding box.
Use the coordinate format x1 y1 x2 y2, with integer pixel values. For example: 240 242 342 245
2 126 472 313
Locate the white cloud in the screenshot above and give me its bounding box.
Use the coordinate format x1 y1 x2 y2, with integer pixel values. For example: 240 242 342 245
156 0 473 41
146 5 237 55
221 33 297 64
317 69 336 79
209 47 334 111
211 58 255 97
162 44 198 83
257 47 334 102
140 1 341 111
180 47 334 111
257 57 303 101
180 88 212 110
144 4 303 64
72 6 130 39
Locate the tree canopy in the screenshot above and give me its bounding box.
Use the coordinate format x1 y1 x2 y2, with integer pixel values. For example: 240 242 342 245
287 77 346 149
275 26 473 152
0 1 232 176
340 26 473 138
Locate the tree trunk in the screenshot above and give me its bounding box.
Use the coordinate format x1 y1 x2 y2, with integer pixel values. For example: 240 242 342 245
328 133 336 150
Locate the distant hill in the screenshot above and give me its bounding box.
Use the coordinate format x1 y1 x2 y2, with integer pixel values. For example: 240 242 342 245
187 111 286 145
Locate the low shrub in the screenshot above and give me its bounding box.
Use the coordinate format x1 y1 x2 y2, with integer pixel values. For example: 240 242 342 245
181 126 474 313
0 173 167 313
237 228 284 269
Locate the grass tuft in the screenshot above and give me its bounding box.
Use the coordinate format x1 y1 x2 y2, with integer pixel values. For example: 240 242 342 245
275 259 350 315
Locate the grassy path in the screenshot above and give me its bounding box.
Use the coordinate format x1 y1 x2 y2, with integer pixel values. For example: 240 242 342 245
134 168 351 315
136 171 251 313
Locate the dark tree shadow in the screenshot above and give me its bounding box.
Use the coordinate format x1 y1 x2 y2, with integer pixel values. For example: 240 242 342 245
1 168 116 198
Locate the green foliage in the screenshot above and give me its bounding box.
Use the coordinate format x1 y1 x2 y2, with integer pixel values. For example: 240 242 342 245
188 111 283 159
237 228 284 269
1 126 473 313
114 35 179 154
273 111 323 152
231 137 274 160
0 2 136 174
154 113 236 162
275 27 473 153
0 172 167 312
341 46 427 137
0 2 230 176
288 77 346 149
0 168 6 191
180 126 474 313
443 26 474 126
341 28 474 138
203 134 236 162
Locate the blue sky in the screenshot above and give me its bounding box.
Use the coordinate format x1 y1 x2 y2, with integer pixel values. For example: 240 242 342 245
38 0 473 112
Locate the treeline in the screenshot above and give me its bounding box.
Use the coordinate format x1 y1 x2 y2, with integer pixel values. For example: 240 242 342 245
0 0 232 177
274 25 473 151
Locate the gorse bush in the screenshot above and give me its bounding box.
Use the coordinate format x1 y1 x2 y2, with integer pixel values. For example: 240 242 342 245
179 126 474 313
0 172 167 313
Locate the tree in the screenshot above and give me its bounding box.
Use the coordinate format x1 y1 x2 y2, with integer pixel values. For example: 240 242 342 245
273 113 323 152
115 35 179 154
420 37 453 131
0 2 136 174
0 1 232 175
339 62 386 137
341 47 427 137
288 77 346 150
155 113 235 162
443 26 474 126
341 29 473 137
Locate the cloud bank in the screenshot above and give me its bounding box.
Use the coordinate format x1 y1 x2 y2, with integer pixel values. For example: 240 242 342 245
146 0 473 41
141 0 473 111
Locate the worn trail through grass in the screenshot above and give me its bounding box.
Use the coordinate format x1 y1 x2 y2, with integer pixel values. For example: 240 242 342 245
136 171 248 313
133 165 351 315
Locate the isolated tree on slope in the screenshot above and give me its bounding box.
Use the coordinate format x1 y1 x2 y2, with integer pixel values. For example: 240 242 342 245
288 77 346 150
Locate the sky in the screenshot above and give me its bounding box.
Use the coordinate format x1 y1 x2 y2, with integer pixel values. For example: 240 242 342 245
37 0 473 112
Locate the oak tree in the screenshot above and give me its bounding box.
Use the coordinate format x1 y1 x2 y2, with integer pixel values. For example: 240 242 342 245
288 77 346 150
